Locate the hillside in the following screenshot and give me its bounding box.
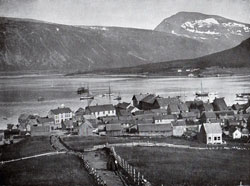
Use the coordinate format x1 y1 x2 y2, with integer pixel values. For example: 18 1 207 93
84 37 250 75
0 17 216 72
155 12 250 51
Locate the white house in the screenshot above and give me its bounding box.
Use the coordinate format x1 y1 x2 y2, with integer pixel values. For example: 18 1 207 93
198 123 223 144
48 106 73 128
229 127 242 139
85 104 116 118
153 115 176 124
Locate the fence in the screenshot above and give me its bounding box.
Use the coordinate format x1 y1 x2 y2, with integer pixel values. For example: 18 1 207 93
110 146 152 186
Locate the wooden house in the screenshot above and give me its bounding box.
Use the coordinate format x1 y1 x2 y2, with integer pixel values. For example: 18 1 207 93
229 127 242 139
198 123 223 144
48 106 73 128
178 103 189 113
200 111 217 123
172 120 187 137
132 93 151 109
137 124 172 136
78 120 94 136
85 104 116 118
139 94 157 110
167 104 180 115
106 124 122 136
180 112 197 121
153 97 181 109
30 125 51 136
153 115 176 124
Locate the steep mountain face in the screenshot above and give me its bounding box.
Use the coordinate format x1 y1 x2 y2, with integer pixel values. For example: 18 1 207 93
155 12 250 51
92 37 250 74
0 17 217 72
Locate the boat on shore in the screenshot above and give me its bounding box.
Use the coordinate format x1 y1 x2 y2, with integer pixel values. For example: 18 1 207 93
80 95 94 100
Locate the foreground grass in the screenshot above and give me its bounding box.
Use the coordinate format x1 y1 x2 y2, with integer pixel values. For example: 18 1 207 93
0 136 54 161
0 154 94 186
116 146 250 186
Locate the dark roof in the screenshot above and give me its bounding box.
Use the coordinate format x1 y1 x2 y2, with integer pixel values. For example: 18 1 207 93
127 106 137 113
138 124 172 132
178 103 189 112
155 97 181 107
168 104 180 113
213 98 228 111
50 107 72 115
106 124 122 131
37 117 54 124
75 107 85 115
203 103 214 111
132 94 150 101
231 103 244 111
151 109 168 114
140 94 157 104
86 104 115 112
172 120 186 126
201 111 217 119
154 115 176 120
116 102 130 109
117 110 131 117
202 123 222 134
181 112 197 118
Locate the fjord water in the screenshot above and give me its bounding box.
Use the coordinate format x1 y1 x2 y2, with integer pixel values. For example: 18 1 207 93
0 74 250 129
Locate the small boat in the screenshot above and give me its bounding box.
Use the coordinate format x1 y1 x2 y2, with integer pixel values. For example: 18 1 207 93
114 93 122 101
236 93 250 98
37 96 45 101
195 81 209 97
77 87 89 94
80 95 94 100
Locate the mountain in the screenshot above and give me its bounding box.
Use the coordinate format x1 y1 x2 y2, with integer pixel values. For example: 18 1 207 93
0 16 230 72
155 12 250 52
88 37 250 75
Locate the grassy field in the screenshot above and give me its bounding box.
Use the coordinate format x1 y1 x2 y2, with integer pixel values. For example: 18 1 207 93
61 136 208 151
0 154 94 186
115 146 250 186
0 136 54 161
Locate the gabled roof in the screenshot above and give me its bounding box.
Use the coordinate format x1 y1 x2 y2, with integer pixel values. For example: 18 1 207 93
168 104 180 113
155 97 181 107
50 107 72 115
116 102 130 109
231 103 244 111
154 115 176 120
178 103 189 112
138 124 172 132
172 120 186 126
140 94 157 104
106 124 122 131
181 112 196 118
213 98 228 111
37 117 54 124
127 105 137 113
202 123 222 134
242 128 249 135
79 120 94 129
75 107 85 115
203 103 214 111
86 104 115 112
132 94 150 102
201 111 217 119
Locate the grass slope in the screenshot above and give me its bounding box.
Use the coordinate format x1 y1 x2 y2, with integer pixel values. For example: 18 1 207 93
0 154 94 186
0 136 54 161
116 146 250 186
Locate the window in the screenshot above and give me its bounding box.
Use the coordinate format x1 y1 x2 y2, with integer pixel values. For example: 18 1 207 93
218 137 221 140
214 137 217 140
208 137 211 141
103 111 105 114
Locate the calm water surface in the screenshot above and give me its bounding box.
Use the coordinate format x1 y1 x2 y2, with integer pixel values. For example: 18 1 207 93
0 74 250 129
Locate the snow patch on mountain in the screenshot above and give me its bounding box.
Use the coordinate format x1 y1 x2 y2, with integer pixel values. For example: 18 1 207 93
182 18 219 29
222 22 250 32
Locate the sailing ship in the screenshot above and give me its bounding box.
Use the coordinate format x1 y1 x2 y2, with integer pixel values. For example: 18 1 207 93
80 85 94 100
195 81 209 97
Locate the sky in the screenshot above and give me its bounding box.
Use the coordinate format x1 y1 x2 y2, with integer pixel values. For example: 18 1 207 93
0 0 250 29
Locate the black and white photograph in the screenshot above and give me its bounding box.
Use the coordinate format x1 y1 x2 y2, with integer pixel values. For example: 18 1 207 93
0 0 250 185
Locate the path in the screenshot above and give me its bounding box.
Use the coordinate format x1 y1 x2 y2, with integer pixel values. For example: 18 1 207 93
84 150 128 186
0 151 66 165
